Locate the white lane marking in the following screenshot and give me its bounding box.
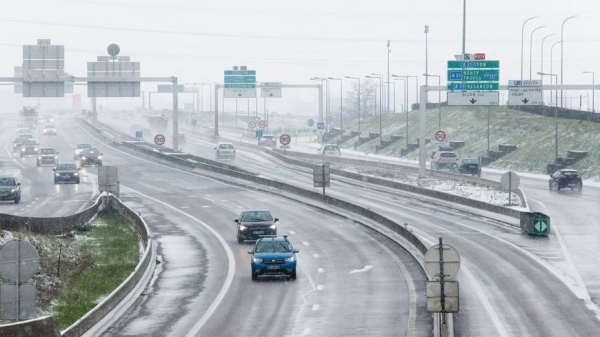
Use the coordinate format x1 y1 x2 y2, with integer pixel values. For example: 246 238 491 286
349 265 373 273
288 231 296 234
317 285 324 291
302 328 311 335
180 206 190 209
317 268 324 273
302 241 310 246
311 304 320 311
363 233 418 337
114 185 235 337
202 205 211 208
312 254 320 258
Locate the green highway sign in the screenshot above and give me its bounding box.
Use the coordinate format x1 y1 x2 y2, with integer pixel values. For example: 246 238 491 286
224 70 256 76
224 76 256 83
448 69 499 82
533 219 549 234
447 60 500 68
448 83 499 91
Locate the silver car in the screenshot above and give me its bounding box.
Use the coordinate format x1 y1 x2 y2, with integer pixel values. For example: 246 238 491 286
215 142 236 160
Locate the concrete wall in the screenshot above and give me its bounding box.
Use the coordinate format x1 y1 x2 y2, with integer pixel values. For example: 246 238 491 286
0 316 61 337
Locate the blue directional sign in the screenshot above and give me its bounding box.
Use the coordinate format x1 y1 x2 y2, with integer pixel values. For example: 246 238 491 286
135 130 142 139
317 122 325 130
255 130 264 138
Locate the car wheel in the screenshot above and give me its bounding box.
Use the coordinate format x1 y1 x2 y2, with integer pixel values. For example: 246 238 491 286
251 273 258 281
54 179 58 184
76 179 80 184
549 182 553 191
237 236 243 244
290 271 297 280
98 162 102 166
14 197 19 204
36 162 41 167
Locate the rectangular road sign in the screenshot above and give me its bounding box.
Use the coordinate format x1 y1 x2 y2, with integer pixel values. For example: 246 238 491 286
224 88 256 98
224 69 256 98
426 281 459 313
448 91 499 106
447 60 499 69
224 70 256 76
225 76 256 83
508 80 542 86
448 83 499 91
261 82 282 98
448 69 499 82
508 87 543 106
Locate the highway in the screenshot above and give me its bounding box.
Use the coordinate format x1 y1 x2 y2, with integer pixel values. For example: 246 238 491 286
2 112 600 336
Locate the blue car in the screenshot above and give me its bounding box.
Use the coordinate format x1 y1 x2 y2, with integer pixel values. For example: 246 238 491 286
248 236 299 281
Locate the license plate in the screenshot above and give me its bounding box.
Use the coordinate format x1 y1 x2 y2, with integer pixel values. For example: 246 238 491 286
568 183 577 187
267 266 280 270
253 231 264 235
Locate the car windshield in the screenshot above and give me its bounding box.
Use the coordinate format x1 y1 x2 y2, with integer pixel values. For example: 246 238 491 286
57 164 77 170
241 211 273 222
24 140 37 145
255 240 292 253
219 144 234 149
0 178 16 186
39 149 56 154
84 149 100 155
77 144 92 149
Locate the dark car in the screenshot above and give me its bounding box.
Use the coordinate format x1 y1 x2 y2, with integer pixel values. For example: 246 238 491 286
37 148 59 166
20 139 39 157
80 148 103 166
248 235 299 281
452 158 481 177
54 163 81 184
549 169 582 192
235 210 278 243
0 177 21 204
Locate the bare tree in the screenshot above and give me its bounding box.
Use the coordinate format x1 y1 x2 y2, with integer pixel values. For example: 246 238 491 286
343 80 377 123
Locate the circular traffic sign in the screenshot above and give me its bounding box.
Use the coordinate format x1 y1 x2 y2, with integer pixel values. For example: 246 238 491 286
257 120 268 129
424 244 461 280
434 130 446 142
500 171 520 190
279 133 291 146
307 119 315 127
327 116 333 123
154 133 166 146
248 121 257 129
107 43 120 57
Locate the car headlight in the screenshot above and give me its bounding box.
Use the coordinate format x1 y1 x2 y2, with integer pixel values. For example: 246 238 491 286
54 155 58 159
239 225 247 231
252 257 263 263
81 156 86 160
285 256 295 263
55 173 60 176
37 156 42 159
21 148 25 152
269 224 277 230
73 172 79 176
97 156 102 160
10 189 17 193
34 148 38 151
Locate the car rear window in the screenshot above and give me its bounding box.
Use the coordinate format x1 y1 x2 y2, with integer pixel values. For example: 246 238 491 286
241 211 273 221
219 144 234 149
440 153 456 158
562 171 578 176
325 145 339 151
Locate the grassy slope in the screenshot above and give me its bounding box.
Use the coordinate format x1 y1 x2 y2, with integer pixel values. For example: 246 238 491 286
335 106 600 179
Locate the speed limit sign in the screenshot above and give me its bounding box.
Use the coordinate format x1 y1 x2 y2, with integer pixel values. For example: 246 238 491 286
257 120 268 129
279 134 291 146
434 130 446 143
248 121 257 129
154 133 166 146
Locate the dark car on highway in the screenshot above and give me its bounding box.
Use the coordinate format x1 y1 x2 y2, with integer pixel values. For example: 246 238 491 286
54 163 81 184
452 158 481 177
80 148 103 166
549 169 582 192
248 235 298 281
235 210 278 243
37 148 59 166
0 177 21 204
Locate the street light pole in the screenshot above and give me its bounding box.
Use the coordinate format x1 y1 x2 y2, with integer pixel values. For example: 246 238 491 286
345 76 361 135
540 34 555 105
529 26 545 80
385 81 396 113
393 77 408 147
549 41 561 107
387 40 391 117
583 71 595 112
424 25 429 88
560 15 578 108
328 77 343 132
521 16 538 81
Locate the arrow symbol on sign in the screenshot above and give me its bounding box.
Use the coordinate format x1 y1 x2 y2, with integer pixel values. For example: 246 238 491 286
469 98 477 104
522 98 529 104
534 221 547 232
238 93 242 97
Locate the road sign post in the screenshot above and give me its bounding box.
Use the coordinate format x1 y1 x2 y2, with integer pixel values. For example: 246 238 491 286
424 238 460 314
313 163 330 195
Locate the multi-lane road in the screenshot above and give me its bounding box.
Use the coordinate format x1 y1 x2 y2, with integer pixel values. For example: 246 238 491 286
2 112 600 336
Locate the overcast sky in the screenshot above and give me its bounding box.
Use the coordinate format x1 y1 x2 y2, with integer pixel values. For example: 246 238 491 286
1 0 598 112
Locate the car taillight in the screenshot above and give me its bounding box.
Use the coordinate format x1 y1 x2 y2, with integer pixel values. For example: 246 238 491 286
577 175 582 180
455 157 459 161
559 175 567 179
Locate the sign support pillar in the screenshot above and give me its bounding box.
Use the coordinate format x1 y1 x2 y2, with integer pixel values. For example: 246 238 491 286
172 77 179 152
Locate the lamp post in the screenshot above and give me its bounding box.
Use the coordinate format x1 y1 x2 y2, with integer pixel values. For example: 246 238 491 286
387 40 391 117
345 76 361 135
538 72 558 164
385 81 396 113
540 33 555 104
424 25 429 87
529 26 545 80
367 75 383 144
560 15 578 108
424 74 442 129
549 41 561 106
393 75 417 111
328 77 343 132
521 16 538 80
201 83 211 114
583 71 595 112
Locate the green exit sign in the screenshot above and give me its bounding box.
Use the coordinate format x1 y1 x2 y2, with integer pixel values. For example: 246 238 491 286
448 83 499 91
447 60 500 68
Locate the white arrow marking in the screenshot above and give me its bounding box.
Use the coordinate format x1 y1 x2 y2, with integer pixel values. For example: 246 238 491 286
350 265 373 273
534 221 547 232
